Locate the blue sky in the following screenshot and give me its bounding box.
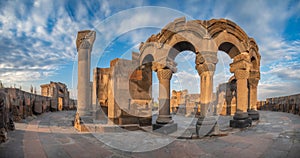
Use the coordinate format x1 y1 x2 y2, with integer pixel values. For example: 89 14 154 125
0 0 299 100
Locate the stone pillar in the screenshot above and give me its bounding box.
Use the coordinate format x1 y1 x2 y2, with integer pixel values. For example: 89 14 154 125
156 68 173 124
230 53 251 112
234 69 250 112
229 53 253 128
76 30 96 117
248 70 260 110
152 62 177 134
248 70 260 120
195 51 218 116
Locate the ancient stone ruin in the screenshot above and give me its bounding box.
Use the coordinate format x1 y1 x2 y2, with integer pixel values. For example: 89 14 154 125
41 81 76 111
75 17 261 134
0 81 75 143
257 93 300 115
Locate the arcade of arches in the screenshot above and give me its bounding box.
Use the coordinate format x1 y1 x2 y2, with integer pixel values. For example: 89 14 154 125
76 17 261 132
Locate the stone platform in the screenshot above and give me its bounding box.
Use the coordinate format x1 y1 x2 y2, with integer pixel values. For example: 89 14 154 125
1 110 300 157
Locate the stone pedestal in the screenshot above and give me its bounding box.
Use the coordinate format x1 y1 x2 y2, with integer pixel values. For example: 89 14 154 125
230 111 252 128
247 109 259 120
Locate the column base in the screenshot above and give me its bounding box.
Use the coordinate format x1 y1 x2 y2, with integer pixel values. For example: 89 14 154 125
156 115 173 124
152 123 177 134
247 109 260 120
196 116 218 137
230 112 252 128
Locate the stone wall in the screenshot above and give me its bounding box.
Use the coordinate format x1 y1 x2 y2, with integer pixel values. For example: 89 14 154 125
40 81 76 110
92 55 152 126
215 82 237 116
170 89 199 115
257 94 300 115
0 86 76 143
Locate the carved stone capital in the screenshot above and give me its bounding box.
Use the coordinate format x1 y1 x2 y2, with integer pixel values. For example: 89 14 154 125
76 30 96 51
233 52 250 63
157 68 173 81
195 63 216 76
249 69 261 80
248 78 259 87
152 61 177 73
195 51 217 75
234 69 249 80
230 60 251 73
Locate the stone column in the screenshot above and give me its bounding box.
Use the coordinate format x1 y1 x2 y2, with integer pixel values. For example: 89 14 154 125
152 62 177 134
248 70 260 110
76 30 96 117
156 68 173 124
230 53 251 112
229 53 253 128
234 70 249 112
195 51 218 116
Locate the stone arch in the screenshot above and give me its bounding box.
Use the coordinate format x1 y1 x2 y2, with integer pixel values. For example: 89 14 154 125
139 17 207 66
167 41 196 60
137 17 261 129
205 19 248 58
141 54 155 65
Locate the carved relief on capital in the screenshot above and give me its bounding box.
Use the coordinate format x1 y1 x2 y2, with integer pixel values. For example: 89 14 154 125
250 69 261 80
157 68 173 81
234 69 249 80
76 30 96 51
230 60 251 74
152 60 177 73
195 63 216 76
248 78 259 88
233 52 250 63
195 52 217 75
195 52 218 65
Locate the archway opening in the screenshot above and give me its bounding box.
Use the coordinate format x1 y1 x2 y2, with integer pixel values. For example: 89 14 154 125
167 41 199 115
251 56 258 70
214 42 240 116
168 41 196 60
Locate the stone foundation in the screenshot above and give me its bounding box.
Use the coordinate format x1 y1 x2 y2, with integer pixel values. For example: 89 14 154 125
152 123 178 134
230 112 252 128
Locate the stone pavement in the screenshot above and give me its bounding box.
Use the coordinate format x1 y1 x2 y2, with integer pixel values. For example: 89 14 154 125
1 111 300 158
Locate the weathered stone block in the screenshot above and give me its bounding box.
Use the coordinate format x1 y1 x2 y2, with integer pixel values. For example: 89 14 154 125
153 123 177 134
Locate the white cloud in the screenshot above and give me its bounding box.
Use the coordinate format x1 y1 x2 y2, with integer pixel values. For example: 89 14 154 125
172 70 200 93
0 0 299 101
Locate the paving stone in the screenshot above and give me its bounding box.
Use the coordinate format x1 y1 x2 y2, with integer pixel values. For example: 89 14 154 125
1 111 300 158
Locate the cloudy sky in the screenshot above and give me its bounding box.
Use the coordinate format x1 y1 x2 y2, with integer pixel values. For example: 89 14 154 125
0 0 299 100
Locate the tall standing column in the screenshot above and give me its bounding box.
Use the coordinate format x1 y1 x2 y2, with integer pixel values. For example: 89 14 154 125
229 53 251 112
248 70 260 110
234 70 250 112
195 52 218 116
152 62 177 134
156 68 173 124
76 30 96 117
247 70 260 120
229 53 253 128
